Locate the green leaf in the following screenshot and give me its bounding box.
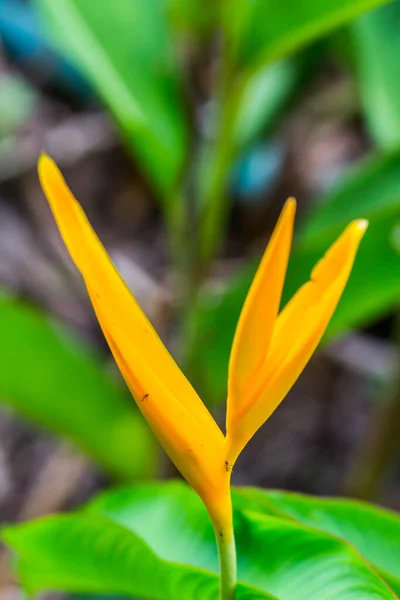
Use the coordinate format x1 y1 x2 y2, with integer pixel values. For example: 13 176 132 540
352 1 400 150
86 481 218 572
236 487 400 595
83 482 399 598
235 59 301 148
0 295 156 480
191 152 400 400
226 0 392 74
167 0 219 36
239 510 396 599
298 152 400 241
34 0 187 198
7 483 399 597
2 513 274 600
227 0 393 73
5 482 395 598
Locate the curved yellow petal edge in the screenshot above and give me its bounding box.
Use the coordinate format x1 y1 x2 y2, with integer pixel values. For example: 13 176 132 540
38 153 367 548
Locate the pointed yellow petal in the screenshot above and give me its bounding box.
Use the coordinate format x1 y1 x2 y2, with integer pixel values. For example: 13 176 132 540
226 219 367 463
267 219 368 374
38 154 227 514
227 199 295 426
38 154 213 427
88 287 226 509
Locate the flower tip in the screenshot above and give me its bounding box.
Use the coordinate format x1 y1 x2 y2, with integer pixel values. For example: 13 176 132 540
38 152 54 178
285 196 297 214
38 151 51 165
350 218 369 242
38 154 65 196
277 197 296 228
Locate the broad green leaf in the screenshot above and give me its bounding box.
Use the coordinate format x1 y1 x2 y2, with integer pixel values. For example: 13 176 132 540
2 513 274 600
190 152 400 400
352 1 400 150
84 482 397 598
34 0 187 198
226 0 393 74
0 295 156 480
8 484 400 597
239 510 396 599
86 481 218 572
236 487 400 595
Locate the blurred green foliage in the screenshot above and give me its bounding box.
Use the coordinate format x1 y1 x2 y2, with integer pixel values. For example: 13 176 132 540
9 0 397 478
33 0 393 254
7 0 398 477
4 481 400 598
0 296 156 480
234 59 302 149
226 0 391 71
353 1 400 150
35 0 188 201
167 0 218 36
200 0 392 259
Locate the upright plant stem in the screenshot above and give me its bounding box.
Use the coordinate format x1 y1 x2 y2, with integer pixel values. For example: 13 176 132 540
215 525 237 600
199 72 244 264
344 318 400 500
344 387 400 499
177 45 244 375
210 481 237 600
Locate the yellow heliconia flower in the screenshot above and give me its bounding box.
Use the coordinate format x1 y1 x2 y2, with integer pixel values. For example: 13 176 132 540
38 154 367 551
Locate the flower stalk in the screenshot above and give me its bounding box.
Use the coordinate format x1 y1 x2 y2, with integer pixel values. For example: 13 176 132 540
216 522 237 600
207 473 236 599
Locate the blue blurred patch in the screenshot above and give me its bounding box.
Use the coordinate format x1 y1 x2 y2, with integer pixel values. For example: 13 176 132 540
232 140 285 204
0 0 92 100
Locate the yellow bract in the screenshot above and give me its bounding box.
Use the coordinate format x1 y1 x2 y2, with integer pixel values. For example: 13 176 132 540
38 154 367 534
227 199 295 434
38 154 228 529
225 214 367 463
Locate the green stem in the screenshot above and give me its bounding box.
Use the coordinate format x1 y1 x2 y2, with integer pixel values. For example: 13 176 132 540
197 20 245 265
200 77 244 264
214 522 237 600
175 35 245 379
165 190 190 278
178 67 245 380
343 389 400 500
343 317 400 500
